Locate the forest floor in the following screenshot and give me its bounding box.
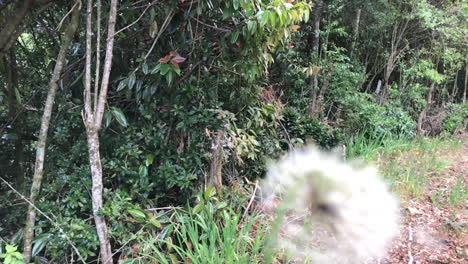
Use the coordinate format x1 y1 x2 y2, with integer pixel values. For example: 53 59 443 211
381 134 467 263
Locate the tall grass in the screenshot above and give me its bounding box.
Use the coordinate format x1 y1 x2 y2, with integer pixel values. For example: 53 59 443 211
346 134 463 200
121 188 268 264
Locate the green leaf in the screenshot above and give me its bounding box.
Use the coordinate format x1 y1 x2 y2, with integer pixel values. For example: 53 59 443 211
104 111 113 128
14 88 22 105
128 72 136 89
230 31 239 43
260 11 269 27
233 0 239 10
148 215 161 227
173 67 181 76
142 63 149 75
160 64 171 75
128 209 146 219
111 107 128 127
247 20 256 34
216 201 227 210
135 80 143 92
32 237 47 257
204 186 216 200
165 71 174 86
117 78 128 91
139 165 148 177
151 64 161 74
5 244 17 253
146 154 154 166
269 12 277 27
192 203 204 214
303 7 310 22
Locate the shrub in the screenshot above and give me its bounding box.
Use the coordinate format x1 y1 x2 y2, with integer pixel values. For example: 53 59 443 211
442 103 468 135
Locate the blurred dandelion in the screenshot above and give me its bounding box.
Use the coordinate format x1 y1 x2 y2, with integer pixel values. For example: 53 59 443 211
261 146 400 263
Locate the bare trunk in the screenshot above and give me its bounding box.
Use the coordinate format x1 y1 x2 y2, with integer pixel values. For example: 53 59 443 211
23 3 81 262
350 7 362 58
417 83 435 136
82 0 118 262
309 75 319 115
208 130 224 193
311 0 323 55
380 55 394 105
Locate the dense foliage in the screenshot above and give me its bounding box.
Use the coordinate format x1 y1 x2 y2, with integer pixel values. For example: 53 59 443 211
0 0 466 262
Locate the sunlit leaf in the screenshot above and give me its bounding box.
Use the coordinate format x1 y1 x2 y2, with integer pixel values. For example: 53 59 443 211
146 154 154 166
128 209 146 219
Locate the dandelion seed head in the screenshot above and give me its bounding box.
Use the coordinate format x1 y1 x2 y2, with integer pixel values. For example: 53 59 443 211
262 146 400 263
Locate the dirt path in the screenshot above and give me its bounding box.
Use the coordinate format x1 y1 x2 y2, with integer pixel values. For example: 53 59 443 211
382 140 467 263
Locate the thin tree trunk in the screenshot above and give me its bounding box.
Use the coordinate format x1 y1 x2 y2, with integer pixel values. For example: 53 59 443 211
22 2 81 262
311 0 323 55
350 7 362 58
86 130 112 263
449 71 458 103
309 75 319 115
417 83 435 136
82 0 118 262
463 63 467 104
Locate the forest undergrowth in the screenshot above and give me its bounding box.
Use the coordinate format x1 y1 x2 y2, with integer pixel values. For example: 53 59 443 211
105 134 468 264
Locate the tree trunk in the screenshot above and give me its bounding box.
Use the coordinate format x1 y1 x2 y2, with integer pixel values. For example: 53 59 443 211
417 83 435 136
309 75 319 115
86 130 112 263
449 71 458 103
310 0 323 55
82 0 118 262
350 7 362 58
22 2 80 262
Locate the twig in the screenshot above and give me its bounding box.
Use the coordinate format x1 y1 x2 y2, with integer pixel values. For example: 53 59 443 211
0 177 86 264
408 224 414 264
210 64 243 76
146 206 182 211
241 180 259 223
113 0 156 37
144 10 174 60
56 1 81 31
190 16 231 32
